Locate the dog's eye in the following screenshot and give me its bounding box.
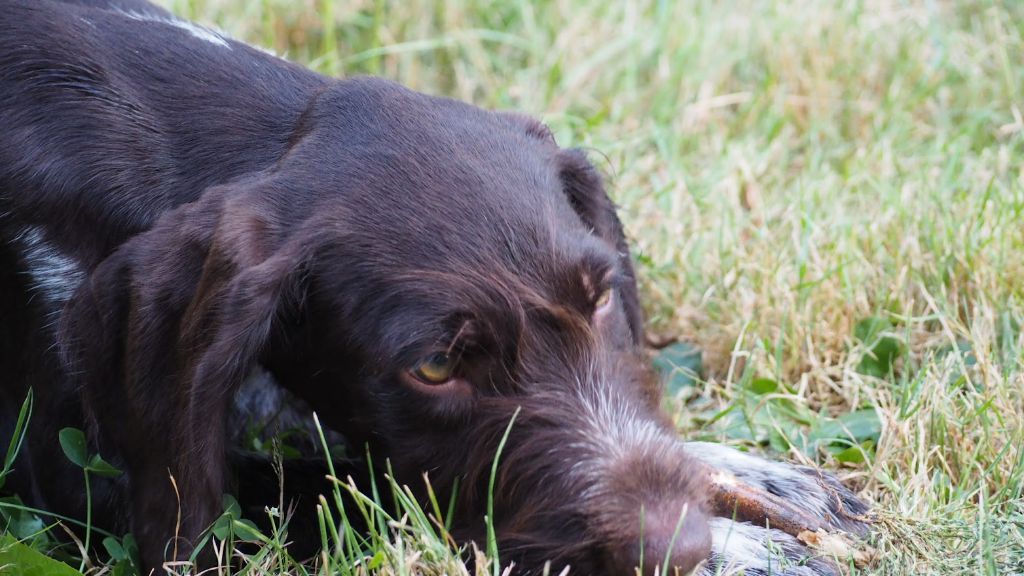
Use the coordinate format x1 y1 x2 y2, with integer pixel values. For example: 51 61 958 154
412 352 454 384
595 288 614 312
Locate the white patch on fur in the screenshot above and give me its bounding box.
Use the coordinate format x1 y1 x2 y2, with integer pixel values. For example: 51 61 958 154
565 369 683 503
683 442 836 521
247 43 282 59
699 518 829 576
117 10 230 49
578 387 668 462
15 227 85 309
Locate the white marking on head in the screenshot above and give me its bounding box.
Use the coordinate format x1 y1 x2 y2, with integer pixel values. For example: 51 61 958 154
117 10 231 49
562 362 682 502
15 227 85 310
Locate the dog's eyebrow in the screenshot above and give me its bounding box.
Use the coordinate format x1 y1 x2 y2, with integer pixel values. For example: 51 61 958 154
573 247 618 294
444 319 475 354
579 263 618 299
386 304 503 364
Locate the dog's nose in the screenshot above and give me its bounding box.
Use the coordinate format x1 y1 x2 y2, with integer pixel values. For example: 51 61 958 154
607 500 711 575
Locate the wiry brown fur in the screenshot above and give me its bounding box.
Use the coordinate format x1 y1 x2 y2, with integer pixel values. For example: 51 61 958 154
1 1 713 573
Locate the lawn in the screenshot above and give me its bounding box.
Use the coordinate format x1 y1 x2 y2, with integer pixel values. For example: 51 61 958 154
6 0 1024 574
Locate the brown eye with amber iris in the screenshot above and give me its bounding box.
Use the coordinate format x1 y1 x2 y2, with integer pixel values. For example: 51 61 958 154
412 352 454 384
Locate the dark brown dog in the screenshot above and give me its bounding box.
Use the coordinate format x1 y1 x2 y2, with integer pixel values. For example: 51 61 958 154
0 1 867 574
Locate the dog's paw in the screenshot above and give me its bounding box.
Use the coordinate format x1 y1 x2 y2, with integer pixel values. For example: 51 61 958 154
701 519 846 576
684 442 871 575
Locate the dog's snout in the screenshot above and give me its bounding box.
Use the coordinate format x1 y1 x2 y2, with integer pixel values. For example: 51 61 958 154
606 500 711 575
583 428 713 575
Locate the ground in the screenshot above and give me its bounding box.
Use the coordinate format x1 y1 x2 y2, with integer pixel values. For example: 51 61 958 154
5 1 1024 574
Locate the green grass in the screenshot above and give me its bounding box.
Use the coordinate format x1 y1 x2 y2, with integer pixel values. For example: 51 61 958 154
5 0 1024 574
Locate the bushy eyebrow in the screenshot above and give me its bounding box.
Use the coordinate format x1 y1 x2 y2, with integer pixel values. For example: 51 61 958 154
576 252 618 302
442 318 478 358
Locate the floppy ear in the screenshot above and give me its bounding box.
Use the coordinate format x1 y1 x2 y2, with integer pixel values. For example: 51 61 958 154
58 183 308 565
557 148 645 344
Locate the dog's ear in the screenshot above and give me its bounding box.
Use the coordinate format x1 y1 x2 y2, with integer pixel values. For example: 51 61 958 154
57 181 309 562
556 148 644 344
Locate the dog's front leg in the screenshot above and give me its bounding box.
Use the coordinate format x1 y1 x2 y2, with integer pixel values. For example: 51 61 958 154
683 442 872 575
128 458 220 570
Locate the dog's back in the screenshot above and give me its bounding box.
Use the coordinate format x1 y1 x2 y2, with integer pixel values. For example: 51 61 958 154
1 0 325 258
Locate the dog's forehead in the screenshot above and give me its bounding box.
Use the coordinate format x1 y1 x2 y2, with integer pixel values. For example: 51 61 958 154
293 78 623 335
333 158 604 284
304 81 602 269
309 79 561 196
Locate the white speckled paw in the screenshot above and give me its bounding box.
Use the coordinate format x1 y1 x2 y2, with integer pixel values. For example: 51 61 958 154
684 442 872 576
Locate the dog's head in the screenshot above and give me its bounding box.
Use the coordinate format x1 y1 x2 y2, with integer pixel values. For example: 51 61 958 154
61 77 710 574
